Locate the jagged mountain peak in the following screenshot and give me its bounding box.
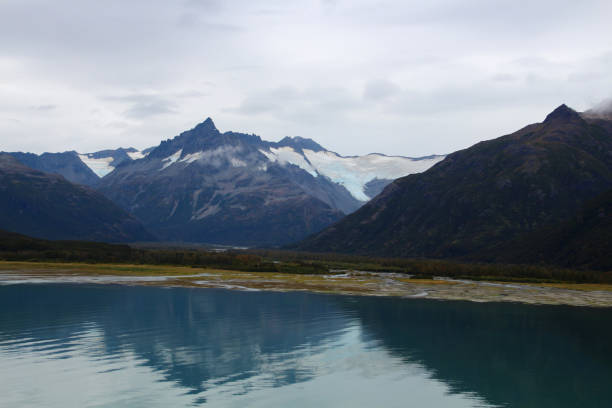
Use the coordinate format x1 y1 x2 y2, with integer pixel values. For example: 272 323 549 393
194 117 218 133
97 118 443 246
544 104 583 124
276 136 325 152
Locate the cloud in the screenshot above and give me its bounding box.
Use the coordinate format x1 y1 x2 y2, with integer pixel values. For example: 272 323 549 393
102 94 177 119
363 80 401 101
491 73 518 83
28 104 56 111
0 0 611 156
588 98 612 114
228 85 363 123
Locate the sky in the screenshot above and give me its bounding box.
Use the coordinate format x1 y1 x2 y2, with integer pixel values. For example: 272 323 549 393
1 0 611 157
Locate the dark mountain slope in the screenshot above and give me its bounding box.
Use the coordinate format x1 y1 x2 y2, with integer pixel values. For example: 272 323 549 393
0 154 154 242
486 188 612 270
297 105 612 258
7 151 100 186
97 118 351 246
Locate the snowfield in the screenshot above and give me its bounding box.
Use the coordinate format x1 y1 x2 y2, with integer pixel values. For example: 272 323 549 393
79 149 149 177
127 150 146 160
304 150 444 201
260 147 445 201
78 141 443 203
78 154 115 177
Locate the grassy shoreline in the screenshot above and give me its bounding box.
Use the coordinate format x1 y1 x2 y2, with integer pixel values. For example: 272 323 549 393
2 260 612 307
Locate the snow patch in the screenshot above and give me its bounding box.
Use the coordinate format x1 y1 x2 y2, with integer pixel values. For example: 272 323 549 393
180 151 205 164
177 146 245 168
262 147 318 177
160 149 183 170
192 204 221 220
127 150 145 160
78 154 115 177
230 157 246 167
259 149 277 162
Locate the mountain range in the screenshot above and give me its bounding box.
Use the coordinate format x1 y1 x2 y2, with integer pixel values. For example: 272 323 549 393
96 118 442 246
296 104 612 268
2 119 442 245
0 154 153 242
5 147 153 186
3 102 610 270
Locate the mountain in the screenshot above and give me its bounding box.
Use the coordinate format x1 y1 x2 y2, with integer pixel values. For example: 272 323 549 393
77 147 153 177
97 118 442 246
4 147 151 186
486 188 612 270
262 140 443 202
296 104 612 260
0 154 154 242
7 151 100 186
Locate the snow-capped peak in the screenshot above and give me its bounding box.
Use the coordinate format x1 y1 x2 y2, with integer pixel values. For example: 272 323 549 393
259 146 444 201
260 147 318 177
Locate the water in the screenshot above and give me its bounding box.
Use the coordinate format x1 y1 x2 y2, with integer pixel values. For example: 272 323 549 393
0 284 611 407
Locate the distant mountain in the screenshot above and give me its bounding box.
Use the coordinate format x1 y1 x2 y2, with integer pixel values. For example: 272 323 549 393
296 104 612 260
77 147 152 177
0 154 154 242
97 118 442 246
261 140 443 202
4 147 151 186
7 151 100 186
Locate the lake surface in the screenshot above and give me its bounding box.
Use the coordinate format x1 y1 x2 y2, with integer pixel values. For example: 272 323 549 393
0 284 611 407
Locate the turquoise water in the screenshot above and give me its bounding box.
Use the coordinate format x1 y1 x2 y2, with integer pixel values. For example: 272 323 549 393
0 284 611 407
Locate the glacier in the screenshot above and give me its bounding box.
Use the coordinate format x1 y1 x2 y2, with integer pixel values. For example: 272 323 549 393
259 146 444 201
78 154 115 178
78 148 149 177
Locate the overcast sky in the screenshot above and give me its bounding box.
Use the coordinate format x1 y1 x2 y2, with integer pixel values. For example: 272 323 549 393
1 0 612 156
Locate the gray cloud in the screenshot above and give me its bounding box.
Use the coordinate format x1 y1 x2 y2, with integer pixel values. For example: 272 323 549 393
589 98 612 114
102 94 177 119
228 86 363 124
363 80 401 101
0 0 611 156
28 105 57 111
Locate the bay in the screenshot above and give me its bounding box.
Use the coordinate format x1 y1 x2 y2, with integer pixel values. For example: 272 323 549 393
0 284 610 407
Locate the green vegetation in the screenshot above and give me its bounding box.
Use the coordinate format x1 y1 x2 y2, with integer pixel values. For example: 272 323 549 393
484 188 612 271
257 250 612 284
0 229 327 275
2 229 611 284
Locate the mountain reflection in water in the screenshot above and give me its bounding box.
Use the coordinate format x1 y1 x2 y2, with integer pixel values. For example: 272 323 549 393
0 284 610 407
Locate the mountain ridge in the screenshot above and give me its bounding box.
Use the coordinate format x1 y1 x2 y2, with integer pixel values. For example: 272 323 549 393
0 154 154 242
96 117 442 246
295 104 612 261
